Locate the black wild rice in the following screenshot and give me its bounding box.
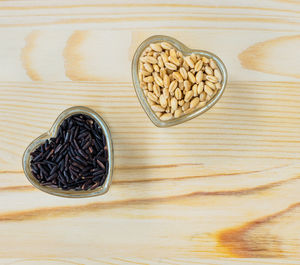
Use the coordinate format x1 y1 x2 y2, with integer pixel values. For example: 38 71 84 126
30 114 109 191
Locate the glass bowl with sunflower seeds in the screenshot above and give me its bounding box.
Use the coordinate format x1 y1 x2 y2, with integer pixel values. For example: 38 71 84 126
132 35 228 127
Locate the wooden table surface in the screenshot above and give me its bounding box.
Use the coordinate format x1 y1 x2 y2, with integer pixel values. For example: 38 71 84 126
0 0 300 264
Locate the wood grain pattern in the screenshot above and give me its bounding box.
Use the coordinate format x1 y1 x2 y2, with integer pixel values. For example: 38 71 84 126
239 35 300 78
0 0 300 263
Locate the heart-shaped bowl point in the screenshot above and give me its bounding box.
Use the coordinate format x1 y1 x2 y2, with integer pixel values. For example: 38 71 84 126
22 106 114 198
132 35 228 127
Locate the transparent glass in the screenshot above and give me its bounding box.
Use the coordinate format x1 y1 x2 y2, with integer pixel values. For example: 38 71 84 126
22 106 114 198
132 35 228 127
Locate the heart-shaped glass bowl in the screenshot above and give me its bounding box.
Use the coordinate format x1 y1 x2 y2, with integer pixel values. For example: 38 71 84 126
22 106 114 198
132 35 228 127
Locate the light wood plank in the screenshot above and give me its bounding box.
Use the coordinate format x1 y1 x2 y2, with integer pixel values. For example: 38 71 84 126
0 82 299 259
0 29 299 82
0 0 299 81
1 258 300 265
0 0 300 262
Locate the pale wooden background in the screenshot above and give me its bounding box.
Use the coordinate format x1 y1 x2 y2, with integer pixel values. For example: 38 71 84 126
0 0 300 264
